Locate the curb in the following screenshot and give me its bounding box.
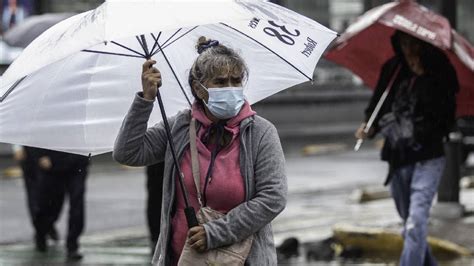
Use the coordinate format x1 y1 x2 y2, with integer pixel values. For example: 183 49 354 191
302 143 348 156
1 166 21 179
332 223 473 258
81 227 148 245
350 187 391 203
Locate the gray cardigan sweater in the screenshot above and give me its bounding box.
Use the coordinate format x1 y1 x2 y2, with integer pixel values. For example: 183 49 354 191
113 94 287 265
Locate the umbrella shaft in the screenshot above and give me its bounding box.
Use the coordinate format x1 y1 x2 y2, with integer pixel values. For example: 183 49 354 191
365 88 390 132
355 64 402 152
354 87 389 152
155 90 194 216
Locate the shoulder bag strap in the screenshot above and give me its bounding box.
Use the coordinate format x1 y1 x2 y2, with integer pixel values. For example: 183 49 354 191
189 118 203 208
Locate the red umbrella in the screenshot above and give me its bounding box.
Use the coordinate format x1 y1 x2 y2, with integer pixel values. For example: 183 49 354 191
326 0 474 117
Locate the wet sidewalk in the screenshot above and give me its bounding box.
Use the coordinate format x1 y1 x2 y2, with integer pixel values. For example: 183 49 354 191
1 146 473 265
0 227 152 265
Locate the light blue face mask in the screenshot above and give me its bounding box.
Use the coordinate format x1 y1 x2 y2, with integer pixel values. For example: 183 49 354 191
199 83 245 120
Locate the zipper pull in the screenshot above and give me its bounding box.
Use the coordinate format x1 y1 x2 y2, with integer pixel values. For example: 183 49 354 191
209 176 213 184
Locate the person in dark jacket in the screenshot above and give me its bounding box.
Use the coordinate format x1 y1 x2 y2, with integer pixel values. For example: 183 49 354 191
13 146 60 245
355 30 458 266
34 149 90 261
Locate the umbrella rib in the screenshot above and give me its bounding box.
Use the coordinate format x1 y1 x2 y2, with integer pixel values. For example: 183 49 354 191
110 41 146 57
149 28 182 57
220 23 313 81
149 32 162 55
136 36 149 58
150 26 199 57
161 28 182 48
155 40 192 107
0 76 27 103
161 26 199 51
82 49 144 59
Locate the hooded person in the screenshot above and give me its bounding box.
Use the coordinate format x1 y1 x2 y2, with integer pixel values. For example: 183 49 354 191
355 30 459 266
113 36 287 266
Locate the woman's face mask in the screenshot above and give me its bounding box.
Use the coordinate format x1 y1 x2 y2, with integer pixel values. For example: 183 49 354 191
198 83 245 120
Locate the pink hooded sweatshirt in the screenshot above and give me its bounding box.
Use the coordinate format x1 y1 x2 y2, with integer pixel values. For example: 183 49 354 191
171 101 256 264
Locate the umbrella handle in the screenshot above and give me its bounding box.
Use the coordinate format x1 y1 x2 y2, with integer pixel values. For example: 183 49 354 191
155 89 199 228
354 138 363 151
185 207 199 228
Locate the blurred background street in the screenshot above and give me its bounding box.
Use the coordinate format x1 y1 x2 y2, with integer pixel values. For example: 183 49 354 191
1 142 474 265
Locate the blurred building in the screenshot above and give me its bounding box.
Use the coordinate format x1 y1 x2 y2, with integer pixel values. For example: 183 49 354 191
0 0 472 156
457 0 474 44
33 0 102 14
11 0 474 42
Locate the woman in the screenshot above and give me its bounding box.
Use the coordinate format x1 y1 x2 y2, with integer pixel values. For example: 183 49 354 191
113 37 287 265
355 31 458 266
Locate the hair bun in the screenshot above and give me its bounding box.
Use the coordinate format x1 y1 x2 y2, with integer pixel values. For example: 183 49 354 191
197 36 208 46
196 36 219 54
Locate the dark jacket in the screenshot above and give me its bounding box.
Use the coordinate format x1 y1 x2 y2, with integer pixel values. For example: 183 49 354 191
365 35 458 183
34 148 90 174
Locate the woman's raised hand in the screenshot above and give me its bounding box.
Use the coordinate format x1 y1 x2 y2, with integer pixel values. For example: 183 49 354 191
141 59 162 101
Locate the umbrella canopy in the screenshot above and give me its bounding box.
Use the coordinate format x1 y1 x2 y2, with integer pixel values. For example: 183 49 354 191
0 0 337 155
3 13 75 48
325 1 474 117
0 40 23 65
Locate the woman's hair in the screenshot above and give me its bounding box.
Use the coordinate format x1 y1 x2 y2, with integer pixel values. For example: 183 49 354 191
188 37 248 99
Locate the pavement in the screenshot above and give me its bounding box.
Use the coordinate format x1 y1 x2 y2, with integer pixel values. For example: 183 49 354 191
1 140 474 265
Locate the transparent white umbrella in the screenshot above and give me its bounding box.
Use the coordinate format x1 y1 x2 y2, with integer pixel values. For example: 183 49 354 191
0 0 337 156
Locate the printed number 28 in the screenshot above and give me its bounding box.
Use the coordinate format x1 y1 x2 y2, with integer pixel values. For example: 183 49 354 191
263 21 300 45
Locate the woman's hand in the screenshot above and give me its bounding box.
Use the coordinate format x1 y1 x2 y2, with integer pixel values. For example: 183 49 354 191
355 122 374 139
188 226 207 253
141 59 162 101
